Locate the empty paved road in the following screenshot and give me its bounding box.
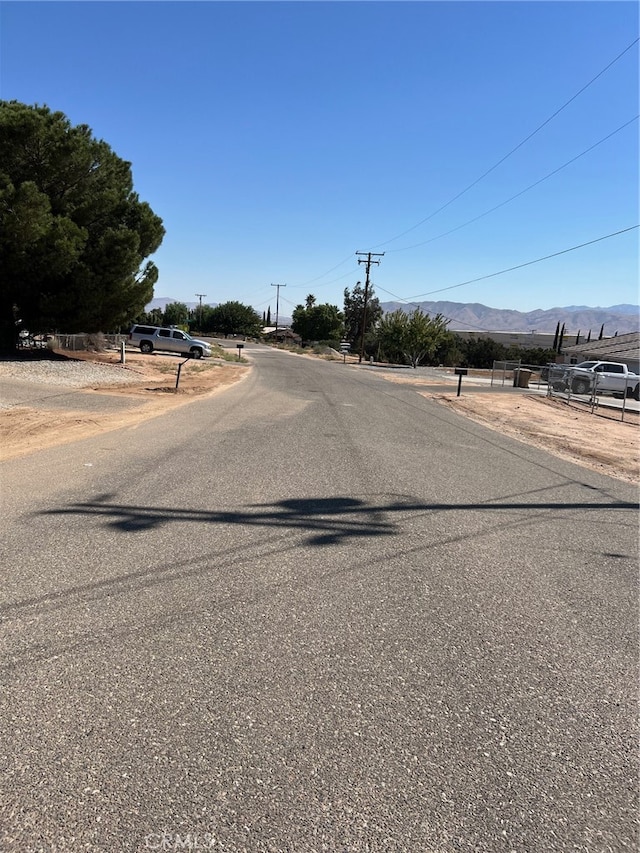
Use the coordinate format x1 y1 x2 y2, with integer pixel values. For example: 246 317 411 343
1 344 638 852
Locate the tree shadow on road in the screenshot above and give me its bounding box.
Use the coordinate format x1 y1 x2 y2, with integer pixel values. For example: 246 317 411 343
42 494 401 545
1 490 635 669
39 490 638 547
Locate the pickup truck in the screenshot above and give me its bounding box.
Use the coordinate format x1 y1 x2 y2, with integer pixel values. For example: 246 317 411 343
556 361 640 400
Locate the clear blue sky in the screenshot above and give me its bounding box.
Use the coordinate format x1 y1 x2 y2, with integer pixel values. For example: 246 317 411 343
1 1 638 318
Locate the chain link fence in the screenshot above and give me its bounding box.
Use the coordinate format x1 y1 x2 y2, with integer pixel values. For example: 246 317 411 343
52 333 128 352
546 364 638 422
490 360 639 423
490 361 547 390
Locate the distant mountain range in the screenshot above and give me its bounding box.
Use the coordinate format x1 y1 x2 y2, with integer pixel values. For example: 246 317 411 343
379 301 639 335
146 297 639 336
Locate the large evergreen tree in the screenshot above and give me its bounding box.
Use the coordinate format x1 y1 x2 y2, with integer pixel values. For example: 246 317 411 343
0 101 164 350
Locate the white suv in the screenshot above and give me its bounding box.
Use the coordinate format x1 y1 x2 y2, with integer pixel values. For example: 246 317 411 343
128 325 212 359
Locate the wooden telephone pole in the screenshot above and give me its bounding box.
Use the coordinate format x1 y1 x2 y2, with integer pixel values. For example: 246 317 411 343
195 293 206 331
271 283 286 344
356 252 384 363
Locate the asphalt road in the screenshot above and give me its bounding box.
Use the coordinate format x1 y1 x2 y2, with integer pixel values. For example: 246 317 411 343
1 343 638 853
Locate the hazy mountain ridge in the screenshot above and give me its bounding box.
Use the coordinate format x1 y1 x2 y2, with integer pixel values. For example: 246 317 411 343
146 297 639 335
380 300 640 335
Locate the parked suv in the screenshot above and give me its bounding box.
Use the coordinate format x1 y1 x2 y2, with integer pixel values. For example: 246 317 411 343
128 325 212 359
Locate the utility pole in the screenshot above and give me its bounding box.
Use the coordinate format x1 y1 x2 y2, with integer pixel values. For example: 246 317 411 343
356 252 384 363
195 293 206 331
271 283 286 345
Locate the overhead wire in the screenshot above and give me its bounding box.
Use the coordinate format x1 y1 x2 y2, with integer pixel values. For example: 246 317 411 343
385 115 639 254
288 264 361 292
277 37 639 303
374 283 558 335
368 37 639 250
405 225 639 301
293 253 356 288
373 223 638 331
374 283 497 330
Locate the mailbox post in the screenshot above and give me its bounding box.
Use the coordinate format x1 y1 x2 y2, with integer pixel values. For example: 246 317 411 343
454 367 468 397
236 343 244 361
175 356 191 390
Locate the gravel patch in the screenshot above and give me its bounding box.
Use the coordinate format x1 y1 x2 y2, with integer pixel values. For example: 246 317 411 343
0 359 142 388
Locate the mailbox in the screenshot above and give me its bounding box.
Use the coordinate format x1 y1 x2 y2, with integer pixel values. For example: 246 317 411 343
454 366 467 397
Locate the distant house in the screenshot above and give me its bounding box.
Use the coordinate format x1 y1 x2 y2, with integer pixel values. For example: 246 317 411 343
560 331 640 373
263 327 302 345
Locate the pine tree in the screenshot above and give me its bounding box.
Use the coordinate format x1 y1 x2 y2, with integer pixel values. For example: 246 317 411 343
0 101 164 349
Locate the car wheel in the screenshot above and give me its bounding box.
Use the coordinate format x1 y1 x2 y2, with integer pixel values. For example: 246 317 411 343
140 341 153 354
572 378 590 395
633 385 640 402
190 347 202 359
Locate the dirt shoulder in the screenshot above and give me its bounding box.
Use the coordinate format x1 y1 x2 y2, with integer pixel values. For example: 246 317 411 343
372 370 638 485
1 350 638 485
0 349 249 462
430 390 638 484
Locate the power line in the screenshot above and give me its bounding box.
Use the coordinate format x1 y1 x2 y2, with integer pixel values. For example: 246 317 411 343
386 115 639 254
294 253 356 288
284 37 638 295
369 37 639 250
376 225 639 330
278 294 300 309
375 283 540 335
404 225 639 301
